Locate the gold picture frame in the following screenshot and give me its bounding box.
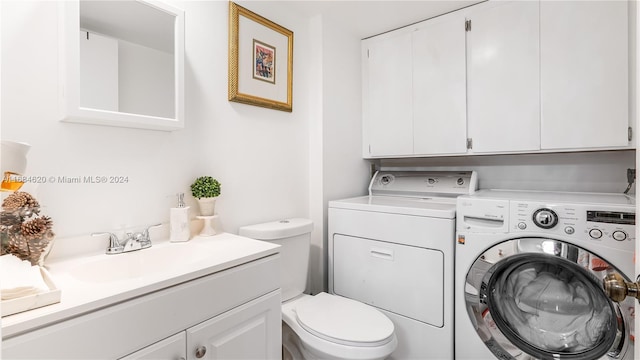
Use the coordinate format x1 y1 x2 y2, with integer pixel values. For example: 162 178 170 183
228 2 293 112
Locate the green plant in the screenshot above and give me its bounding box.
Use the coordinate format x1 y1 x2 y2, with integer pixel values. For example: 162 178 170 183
190 176 221 199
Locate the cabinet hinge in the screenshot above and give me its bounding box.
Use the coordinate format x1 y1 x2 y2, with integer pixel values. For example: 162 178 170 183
466 138 473 149
629 127 633 142
368 144 372 154
465 20 472 32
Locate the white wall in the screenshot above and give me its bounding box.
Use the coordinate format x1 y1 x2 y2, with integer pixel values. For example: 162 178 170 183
380 151 636 194
1 1 313 247
305 14 371 294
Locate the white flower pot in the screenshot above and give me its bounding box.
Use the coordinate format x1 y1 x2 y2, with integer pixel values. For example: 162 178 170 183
196 197 217 216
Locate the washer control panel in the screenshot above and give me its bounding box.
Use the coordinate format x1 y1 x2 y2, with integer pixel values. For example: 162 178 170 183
510 200 635 250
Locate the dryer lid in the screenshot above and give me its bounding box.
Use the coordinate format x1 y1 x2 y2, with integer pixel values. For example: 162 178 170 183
295 293 395 346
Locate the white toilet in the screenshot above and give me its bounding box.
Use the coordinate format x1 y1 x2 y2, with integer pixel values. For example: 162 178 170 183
239 218 397 360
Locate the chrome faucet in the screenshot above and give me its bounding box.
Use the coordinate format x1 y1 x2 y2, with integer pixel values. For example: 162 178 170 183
92 224 161 255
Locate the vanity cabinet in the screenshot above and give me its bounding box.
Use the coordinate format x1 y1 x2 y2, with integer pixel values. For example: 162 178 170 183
120 291 280 360
362 0 631 158
2 255 281 360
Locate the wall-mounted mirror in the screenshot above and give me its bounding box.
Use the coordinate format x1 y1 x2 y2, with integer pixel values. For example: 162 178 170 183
59 0 184 131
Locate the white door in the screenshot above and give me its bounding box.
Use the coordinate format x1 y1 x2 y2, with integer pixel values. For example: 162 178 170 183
412 12 467 156
119 332 186 360
540 1 629 150
363 31 413 157
185 291 281 360
466 1 540 153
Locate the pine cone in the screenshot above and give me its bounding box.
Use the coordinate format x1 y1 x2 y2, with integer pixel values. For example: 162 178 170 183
20 216 53 240
2 192 40 217
5 232 31 261
5 230 55 266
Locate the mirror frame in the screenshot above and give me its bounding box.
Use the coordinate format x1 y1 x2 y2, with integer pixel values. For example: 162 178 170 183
58 0 185 131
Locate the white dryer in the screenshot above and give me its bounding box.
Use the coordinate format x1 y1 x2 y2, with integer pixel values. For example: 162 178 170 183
328 171 477 359
455 190 636 360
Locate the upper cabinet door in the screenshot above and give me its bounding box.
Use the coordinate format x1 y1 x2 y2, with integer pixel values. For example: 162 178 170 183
412 13 467 155
540 1 629 150
466 1 540 153
363 32 413 157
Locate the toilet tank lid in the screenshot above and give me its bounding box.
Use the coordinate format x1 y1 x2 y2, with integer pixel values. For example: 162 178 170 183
239 218 313 240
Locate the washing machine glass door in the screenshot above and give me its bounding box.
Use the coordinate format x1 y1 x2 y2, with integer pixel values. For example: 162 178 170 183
465 237 632 360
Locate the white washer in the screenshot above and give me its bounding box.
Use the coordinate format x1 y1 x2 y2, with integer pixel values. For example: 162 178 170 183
455 190 636 360
328 171 478 359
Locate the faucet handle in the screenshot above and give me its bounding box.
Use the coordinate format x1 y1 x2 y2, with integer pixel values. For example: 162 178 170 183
143 224 162 239
92 232 124 254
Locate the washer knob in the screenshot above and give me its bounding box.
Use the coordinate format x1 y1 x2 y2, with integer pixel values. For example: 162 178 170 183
589 229 603 239
612 231 627 241
532 208 558 229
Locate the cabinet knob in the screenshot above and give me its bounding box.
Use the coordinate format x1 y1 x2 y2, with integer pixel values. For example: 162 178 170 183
195 346 207 358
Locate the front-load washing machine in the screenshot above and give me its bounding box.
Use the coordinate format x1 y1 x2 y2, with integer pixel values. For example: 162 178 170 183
455 190 635 360
329 170 477 359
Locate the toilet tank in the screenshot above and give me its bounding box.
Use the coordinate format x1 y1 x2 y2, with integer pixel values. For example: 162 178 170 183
239 218 313 302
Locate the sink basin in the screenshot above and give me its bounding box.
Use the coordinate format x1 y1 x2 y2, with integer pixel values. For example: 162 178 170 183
69 243 210 283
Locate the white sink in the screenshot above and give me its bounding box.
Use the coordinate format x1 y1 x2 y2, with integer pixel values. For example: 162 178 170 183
69 243 211 283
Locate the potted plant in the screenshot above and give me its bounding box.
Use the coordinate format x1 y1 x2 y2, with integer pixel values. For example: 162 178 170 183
190 176 221 216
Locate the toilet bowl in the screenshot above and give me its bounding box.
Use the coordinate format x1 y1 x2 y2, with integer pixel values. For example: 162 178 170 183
282 293 397 360
239 219 397 360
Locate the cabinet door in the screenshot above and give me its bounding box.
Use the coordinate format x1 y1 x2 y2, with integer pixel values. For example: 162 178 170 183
186 290 281 360
362 31 413 157
540 1 628 150
467 1 540 153
119 332 186 360
413 12 467 155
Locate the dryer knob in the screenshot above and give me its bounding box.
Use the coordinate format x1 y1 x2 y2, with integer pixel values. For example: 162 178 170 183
532 208 558 229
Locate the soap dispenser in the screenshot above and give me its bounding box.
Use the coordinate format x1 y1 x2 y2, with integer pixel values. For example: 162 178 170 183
170 193 190 242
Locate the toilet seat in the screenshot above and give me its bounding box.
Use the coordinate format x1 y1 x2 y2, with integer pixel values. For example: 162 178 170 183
282 293 397 360
295 292 395 347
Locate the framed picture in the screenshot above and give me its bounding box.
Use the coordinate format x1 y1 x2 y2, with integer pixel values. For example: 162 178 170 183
228 2 293 112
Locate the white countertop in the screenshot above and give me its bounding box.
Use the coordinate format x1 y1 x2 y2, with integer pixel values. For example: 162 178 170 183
2 233 280 338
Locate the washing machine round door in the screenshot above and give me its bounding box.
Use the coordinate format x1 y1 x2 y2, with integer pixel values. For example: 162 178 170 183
464 237 633 360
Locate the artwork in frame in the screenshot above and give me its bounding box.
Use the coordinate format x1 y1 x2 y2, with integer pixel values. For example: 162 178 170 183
228 2 293 112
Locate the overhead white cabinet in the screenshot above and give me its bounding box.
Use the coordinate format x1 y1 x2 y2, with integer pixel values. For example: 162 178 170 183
363 31 413 157
413 13 467 155
362 0 631 158
362 11 467 158
540 1 629 150
466 1 540 153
